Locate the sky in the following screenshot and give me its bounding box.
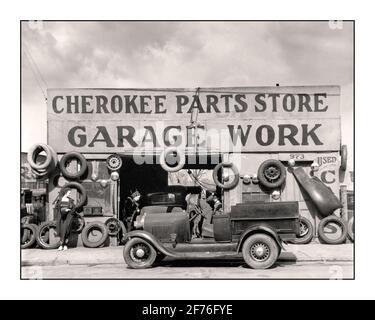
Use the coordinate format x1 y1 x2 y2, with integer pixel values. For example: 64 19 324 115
21 21 353 172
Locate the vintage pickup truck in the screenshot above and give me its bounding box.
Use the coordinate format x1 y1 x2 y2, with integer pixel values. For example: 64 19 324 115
122 185 300 270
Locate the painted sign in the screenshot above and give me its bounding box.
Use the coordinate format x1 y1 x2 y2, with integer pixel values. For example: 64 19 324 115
47 86 341 153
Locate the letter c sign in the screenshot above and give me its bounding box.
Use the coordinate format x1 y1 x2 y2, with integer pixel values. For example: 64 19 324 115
321 170 336 184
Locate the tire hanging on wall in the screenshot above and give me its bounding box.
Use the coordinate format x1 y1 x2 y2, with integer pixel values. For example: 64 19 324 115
159 147 186 172
318 215 348 244
81 222 109 248
290 216 314 244
27 143 54 171
59 152 88 179
36 221 61 249
106 154 123 171
212 162 240 190
21 223 38 249
60 181 88 209
257 159 286 189
28 144 58 179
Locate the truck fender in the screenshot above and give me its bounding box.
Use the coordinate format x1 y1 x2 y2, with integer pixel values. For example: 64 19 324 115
123 230 179 258
236 225 285 253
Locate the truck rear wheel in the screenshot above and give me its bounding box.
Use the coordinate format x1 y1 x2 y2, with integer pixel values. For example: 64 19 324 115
242 234 279 269
123 238 157 269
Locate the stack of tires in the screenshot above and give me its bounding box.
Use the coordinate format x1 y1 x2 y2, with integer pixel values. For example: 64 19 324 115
21 215 40 249
27 143 58 180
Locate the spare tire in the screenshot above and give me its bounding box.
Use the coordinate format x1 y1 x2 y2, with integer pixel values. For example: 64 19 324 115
27 143 53 171
21 223 38 249
60 182 87 209
36 221 61 249
257 159 286 189
318 215 348 244
59 152 88 179
212 162 240 190
81 222 109 248
290 216 314 244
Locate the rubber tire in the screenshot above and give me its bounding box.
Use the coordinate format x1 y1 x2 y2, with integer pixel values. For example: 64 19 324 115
30 145 58 179
105 218 121 236
81 222 109 248
159 147 186 172
60 182 87 209
347 217 354 242
123 238 157 269
290 216 314 244
21 224 37 249
59 152 88 179
318 215 348 244
106 154 123 171
71 215 85 233
257 159 286 189
212 162 240 190
340 144 348 171
27 143 53 171
242 233 279 269
36 221 61 249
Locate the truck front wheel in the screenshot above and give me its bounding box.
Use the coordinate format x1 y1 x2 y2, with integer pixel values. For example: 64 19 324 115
242 234 279 269
123 238 157 269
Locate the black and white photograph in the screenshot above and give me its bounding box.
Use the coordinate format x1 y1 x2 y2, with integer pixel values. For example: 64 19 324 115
19 20 355 280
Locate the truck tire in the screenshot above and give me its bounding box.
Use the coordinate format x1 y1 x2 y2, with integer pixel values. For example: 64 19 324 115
60 182 87 209
347 217 354 242
123 238 157 269
27 143 53 171
212 162 240 190
59 152 88 179
318 215 348 244
290 216 314 244
257 159 286 189
81 222 109 248
36 221 61 249
242 233 279 269
159 147 185 172
21 224 37 249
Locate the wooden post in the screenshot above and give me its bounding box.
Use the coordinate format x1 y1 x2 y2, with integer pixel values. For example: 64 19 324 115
340 185 348 221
